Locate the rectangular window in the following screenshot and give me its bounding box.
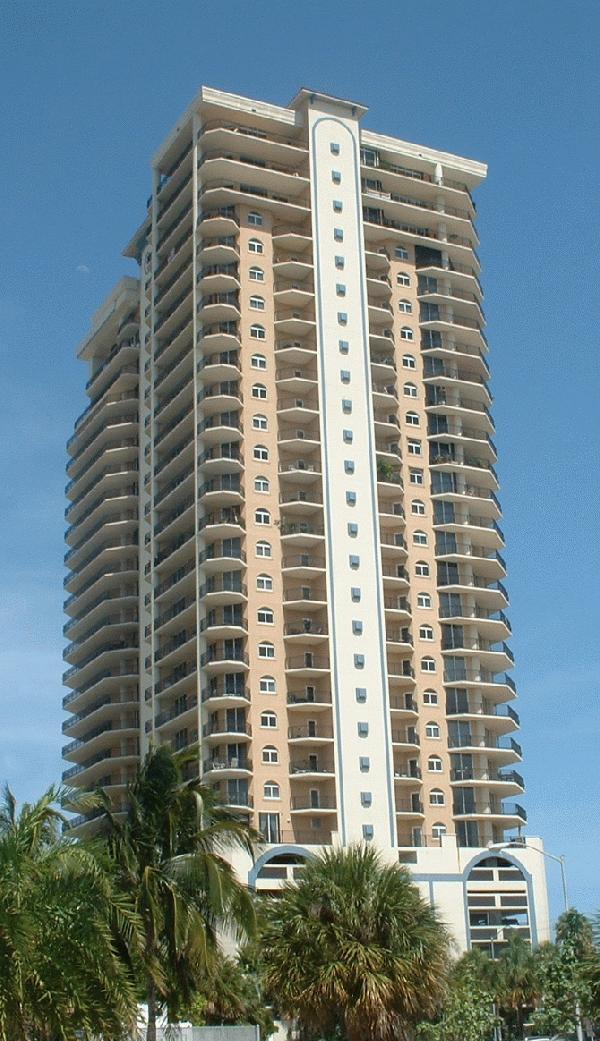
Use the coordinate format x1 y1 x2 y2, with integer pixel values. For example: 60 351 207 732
343 429 353 443
354 655 365 669
410 468 424 485
335 255 345 270
333 200 343 213
351 588 361 602
395 245 409 260
337 312 348 325
342 399 352 414
336 284 346 296
332 170 342 184
407 440 422 455
330 143 340 155
360 791 372 807
347 522 358 536
346 491 356 505
349 554 360 569
334 227 344 242
340 370 351 384
358 721 369 736
355 686 367 701
352 620 363 635
359 756 370 772
339 339 349 353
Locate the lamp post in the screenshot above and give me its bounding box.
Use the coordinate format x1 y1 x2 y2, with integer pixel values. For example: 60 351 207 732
488 840 583 1041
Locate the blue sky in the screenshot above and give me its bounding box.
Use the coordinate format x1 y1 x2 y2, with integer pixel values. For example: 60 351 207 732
1 0 598 921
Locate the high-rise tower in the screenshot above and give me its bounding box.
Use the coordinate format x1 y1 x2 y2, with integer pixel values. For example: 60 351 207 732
62 86 549 951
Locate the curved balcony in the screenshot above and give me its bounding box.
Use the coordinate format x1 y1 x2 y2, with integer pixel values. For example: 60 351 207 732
284 621 328 645
198 611 247 640
448 731 522 763
197 320 240 355
62 690 138 738
62 664 138 716
196 235 239 268
196 262 240 294
196 412 242 445
63 561 138 623
202 755 252 778
440 605 511 640
391 728 420 750
452 802 527 826
154 595 196 637
197 380 242 417
390 693 418 715
196 206 240 238
63 585 137 639
153 695 198 735
283 586 327 609
386 628 413 651
383 595 411 620
280 522 325 546
201 682 250 708
442 639 513 674
198 542 246 573
387 660 416 687
197 290 240 324
62 640 139 689
197 575 247 606
153 530 195 575
197 348 240 383
63 611 138 665
62 716 138 762
382 564 410 589
62 742 139 787
197 443 243 474
287 689 332 711
199 177 309 223
155 315 194 370
395 799 425 818
154 629 196 668
202 719 251 743
285 653 330 677
199 645 249 672
274 339 317 366
281 553 325 576
64 511 137 567
290 797 337 815
274 311 316 338
451 767 524 795
198 474 242 508
447 700 519 733
436 541 505 579
279 493 323 520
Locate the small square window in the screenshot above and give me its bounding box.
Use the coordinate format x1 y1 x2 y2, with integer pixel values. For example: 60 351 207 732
332 170 342 184
335 256 345 270
354 655 365 670
346 491 356 506
357 720 369 735
339 339 349 354
342 399 352 414
337 312 348 326
360 791 372 807
340 370 351 384
352 620 363 635
355 686 367 702
333 200 343 213
343 429 353 443
351 587 361 602
362 824 374 840
330 143 340 155
395 245 409 260
410 468 424 485
336 284 346 297
347 522 358 537
349 554 360 569
344 460 355 474
359 756 370 772
334 228 344 242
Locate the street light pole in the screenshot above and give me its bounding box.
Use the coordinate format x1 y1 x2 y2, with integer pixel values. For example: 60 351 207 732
488 841 583 1041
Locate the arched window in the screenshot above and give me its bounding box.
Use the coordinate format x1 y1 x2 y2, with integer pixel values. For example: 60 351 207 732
260 710 277 727
248 238 264 254
255 508 271 525
252 414 267 430
252 382 267 399
417 592 432 609
423 690 438 705
260 676 276 694
402 353 416 369
258 606 274 624
415 560 430 577
430 788 445 806
250 323 266 339
403 381 418 398
262 745 279 765
413 530 428 546
425 720 440 738
258 641 275 660
253 444 269 461
398 299 413 314
420 625 434 641
421 656 436 673
411 499 425 515
428 755 443 773
254 475 270 493
406 411 420 426
256 573 273 591
250 295 265 311
249 265 265 282
263 780 280 800
251 353 266 369
397 271 411 287
432 822 447 840
400 326 414 341
256 540 272 558
248 211 263 227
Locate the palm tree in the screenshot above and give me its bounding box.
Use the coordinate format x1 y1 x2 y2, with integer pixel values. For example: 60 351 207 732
99 745 258 1041
494 932 539 1037
0 783 139 1041
260 843 450 1041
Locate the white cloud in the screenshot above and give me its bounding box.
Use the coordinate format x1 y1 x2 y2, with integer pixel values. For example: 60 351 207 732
76 263 90 273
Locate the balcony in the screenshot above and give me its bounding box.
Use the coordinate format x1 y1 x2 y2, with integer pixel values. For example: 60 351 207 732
201 683 250 707
286 654 330 675
202 756 252 777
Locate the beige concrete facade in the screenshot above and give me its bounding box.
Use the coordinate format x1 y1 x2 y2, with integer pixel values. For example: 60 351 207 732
63 85 548 952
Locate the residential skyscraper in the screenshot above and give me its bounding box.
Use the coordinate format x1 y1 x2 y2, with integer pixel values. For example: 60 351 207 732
63 86 549 952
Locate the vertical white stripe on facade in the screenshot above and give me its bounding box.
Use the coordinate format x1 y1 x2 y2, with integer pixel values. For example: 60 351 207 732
305 98 396 849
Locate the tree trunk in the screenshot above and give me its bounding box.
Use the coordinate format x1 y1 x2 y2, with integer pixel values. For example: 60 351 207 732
147 980 158 1041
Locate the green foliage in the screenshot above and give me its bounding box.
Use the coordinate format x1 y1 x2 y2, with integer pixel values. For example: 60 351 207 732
260 843 450 1041
0 783 139 1041
98 746 258 1040
184 951 274 1037
532 911 600 1035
